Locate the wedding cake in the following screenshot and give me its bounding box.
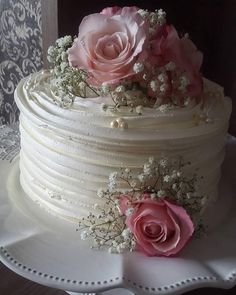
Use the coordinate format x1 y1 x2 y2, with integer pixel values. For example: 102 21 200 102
15 7 231 256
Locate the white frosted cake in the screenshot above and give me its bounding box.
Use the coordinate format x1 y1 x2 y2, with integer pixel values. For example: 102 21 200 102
15 6 231 256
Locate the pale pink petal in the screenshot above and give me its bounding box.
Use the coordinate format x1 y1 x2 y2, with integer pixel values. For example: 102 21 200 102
100 6 122 16
68 41 90 68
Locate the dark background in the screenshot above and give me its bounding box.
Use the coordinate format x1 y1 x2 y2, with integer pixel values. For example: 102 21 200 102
58 0 236 136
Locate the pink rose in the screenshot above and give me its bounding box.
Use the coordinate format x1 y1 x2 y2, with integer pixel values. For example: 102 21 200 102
150 25 203 97
68 7 148 86
122 197 194 256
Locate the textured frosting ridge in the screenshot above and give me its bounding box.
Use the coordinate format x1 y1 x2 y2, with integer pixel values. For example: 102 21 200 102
15 70 232 221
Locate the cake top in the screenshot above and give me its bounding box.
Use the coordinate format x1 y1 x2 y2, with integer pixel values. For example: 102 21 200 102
47 6 203 112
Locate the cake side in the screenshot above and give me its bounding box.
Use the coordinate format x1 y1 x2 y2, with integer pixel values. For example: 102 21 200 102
15 70 231 221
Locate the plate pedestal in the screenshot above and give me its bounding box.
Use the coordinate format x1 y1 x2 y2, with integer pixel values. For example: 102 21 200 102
66 290 134 295
0 126 236 295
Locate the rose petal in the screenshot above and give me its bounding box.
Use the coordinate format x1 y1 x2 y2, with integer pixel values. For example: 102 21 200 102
100 6 122 16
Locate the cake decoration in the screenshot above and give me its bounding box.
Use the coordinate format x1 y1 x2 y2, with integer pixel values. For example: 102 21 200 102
47 6 203 111
78 156 205 256
14 6 232 259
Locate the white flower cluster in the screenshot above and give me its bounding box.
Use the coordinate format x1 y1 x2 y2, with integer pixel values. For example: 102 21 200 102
138 8 166 27
77 155 205 253
48 37 100 107
78 188 136 253
47 35 72 74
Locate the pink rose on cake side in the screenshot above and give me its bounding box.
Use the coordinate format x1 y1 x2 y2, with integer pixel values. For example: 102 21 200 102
150 25 203 97
120 195 194 256
68 7 148 86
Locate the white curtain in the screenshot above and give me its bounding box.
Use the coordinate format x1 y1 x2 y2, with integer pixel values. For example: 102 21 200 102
0 0 43 125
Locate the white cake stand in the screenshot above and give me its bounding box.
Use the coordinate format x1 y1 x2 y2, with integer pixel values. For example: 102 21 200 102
0 126 236 295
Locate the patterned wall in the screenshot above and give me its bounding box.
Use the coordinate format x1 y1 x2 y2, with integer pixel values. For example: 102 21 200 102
0 0 43 125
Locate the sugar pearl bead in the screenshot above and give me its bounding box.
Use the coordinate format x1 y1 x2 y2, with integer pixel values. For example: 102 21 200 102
119 121 128 129
110 120 118 128
116 118 124 124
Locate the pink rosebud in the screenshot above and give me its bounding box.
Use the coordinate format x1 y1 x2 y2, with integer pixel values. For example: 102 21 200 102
125 197 194 256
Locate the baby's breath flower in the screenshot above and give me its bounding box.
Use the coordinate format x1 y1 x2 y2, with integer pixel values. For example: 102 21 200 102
157 9 166 25
56 35 72 48
125 208 135 216
109 172 118 184
125 168 131 174
157 190 166 198
172 183 178 191
138 9 149 19
150 193 157 199
133 62 144 73
115 85 125 93
101 84 110 94
97 188 105 198
171 170 178 179
47 45 56 56
165 61 176 71
60 62 68 73
116 244 124 253
159 158 168 167
177 171 182 177
158 73 167 82
160 83 168 93
80 230 89 240
138 174 145 182
150 80 159 92
143 73 147 80
122 228 132 238
143 163 151 174
178 75 190 91
149 12 159 26
78 81 86 90
130 180 137 188
164 175 171 182
149 157 154 164
61 51 68 61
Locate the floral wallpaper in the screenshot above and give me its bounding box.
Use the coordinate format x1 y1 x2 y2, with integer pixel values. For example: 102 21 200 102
0 0 43 125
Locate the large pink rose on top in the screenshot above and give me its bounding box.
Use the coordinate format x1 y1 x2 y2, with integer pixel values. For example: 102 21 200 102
122 197 194 256
68 7 148 86
150 25 203 97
